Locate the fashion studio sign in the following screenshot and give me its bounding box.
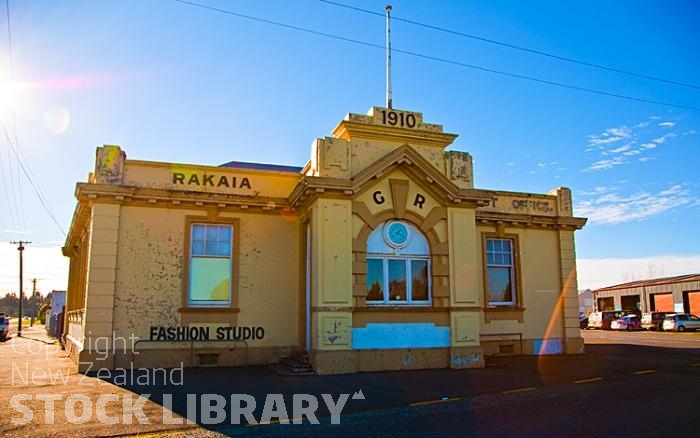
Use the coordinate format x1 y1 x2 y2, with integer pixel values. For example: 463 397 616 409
149 325 265 342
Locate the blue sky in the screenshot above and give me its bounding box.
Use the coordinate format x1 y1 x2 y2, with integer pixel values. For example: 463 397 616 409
1 0 699 294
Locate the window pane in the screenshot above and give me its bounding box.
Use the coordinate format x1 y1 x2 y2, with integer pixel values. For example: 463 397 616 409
218 241 231 257
192 240 205 256
206 225 218 243
192 224 205 241
219 225 232 243
411 260 429 301
388 259 407 301
487 238 513 268
488 266 513 303
189 257 231 302
366 259 384 301
205 241 218 256
487 252 496 265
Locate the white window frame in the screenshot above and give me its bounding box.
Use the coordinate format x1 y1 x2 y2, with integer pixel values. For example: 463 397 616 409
188 222 234 307
365 221 431 306
366 256 431 305
485 237 517 307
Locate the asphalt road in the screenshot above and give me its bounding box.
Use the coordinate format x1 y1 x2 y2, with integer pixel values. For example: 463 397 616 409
234 365 700 437
582 327 700 349
223 331 700 437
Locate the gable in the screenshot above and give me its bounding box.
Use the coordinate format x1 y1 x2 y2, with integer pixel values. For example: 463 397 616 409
354 168 442 220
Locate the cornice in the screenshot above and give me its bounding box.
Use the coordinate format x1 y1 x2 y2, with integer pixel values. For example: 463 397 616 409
331 121 458 148
75 183 294 212
63 201 92 255
475 211 587 230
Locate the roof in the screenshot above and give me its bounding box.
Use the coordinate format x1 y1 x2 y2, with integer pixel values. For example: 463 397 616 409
219 160 303 173
594 273 700 292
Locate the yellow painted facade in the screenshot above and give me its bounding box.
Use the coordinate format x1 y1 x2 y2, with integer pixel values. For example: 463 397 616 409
63 107 586 374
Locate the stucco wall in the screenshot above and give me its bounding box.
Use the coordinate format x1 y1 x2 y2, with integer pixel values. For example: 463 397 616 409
112 205 301 348
476 226 563 339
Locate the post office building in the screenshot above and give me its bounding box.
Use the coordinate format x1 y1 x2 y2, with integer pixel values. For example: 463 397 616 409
63 106 587 374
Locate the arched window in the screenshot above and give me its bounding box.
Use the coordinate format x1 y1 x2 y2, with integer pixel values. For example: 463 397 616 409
365 220 431 305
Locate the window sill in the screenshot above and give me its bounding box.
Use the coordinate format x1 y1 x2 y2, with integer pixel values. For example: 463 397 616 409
179 307 240 313
357 305 436 311
178 307 240 325
484 306 525 323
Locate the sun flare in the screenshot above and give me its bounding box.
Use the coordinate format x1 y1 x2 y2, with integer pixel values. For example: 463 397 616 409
0 79 32 112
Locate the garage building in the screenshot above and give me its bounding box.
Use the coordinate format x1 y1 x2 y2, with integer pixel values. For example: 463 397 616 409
593 274 700 315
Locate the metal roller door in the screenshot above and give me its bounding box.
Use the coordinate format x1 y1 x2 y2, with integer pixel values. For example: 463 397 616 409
652 293 673 312
686 291 700 314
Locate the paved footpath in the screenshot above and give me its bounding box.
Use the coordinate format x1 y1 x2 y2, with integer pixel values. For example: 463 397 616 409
0 325 205 438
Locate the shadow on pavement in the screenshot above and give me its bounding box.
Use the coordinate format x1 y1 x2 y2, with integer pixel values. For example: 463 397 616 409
94 343 700 433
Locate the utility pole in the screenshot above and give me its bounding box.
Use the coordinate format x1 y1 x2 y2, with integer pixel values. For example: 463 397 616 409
10 241 31 336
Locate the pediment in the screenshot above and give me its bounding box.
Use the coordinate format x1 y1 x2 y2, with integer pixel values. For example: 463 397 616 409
350 145 489 206
289 144 492 208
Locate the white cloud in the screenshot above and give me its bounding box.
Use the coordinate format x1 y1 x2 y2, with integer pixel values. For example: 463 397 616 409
575 184 694 224
659 184 684 196
610 145 631 153
608 127 631 137
589 136 624 146
577 255 700 290
583 118 681 171
584 156 625 171
652 133 676 144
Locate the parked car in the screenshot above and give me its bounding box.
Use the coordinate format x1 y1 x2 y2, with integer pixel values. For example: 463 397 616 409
610 315 642 331
587 311 626 330
641 311 668 331
662 313 700 332
579 312 589 329
0 313 9 340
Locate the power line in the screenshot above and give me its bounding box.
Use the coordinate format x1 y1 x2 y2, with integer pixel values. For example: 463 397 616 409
2 0 65 237
1 121 67 236
0 128 21 233
173 0 700 112
2 0 24 232
320 0 700 91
